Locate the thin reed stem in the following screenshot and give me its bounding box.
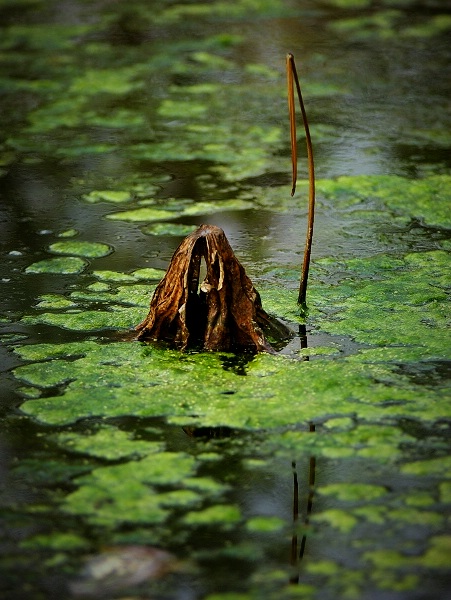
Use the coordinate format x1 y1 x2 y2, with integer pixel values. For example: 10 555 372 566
286 53 315 309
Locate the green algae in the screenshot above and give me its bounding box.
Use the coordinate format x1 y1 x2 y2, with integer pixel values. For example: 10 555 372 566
53 426 164 460
19 532 88 552
365 535 451 571
440 482 451 503
141 222 196 237
313 255 450 352
57 229 78 238
183 504 241 528
25 257 88 275
93 270 137 282
21 277 153 331
312 509 358 534
82 190 132 204
246 516 286 533
401 14 451 38
317 174 451 229
48 241 113 258
62 451 204 527
2 5 450 599
326 0 371 7
329 10 402 41
181 198 254 216
401 456 451 477
253 174 451 229
131 268 166 280
318 483 387 502
154 0 289 23
106 198 254 223
264 424 418 462
106 207 176 223
21 307 143 332
87 282 110 292
158 99 209 119
0 23 91 51
15 340 450 434
34 294 76 310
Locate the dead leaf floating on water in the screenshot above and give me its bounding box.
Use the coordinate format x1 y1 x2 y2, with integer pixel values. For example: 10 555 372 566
70 545 177 598
136 224 288 352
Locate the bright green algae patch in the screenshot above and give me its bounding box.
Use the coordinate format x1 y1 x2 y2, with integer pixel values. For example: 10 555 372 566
48 240 113 258
15 241 451 434
252 174 451 229
309 250 450 353
82 190 132 203
106 198 254 222
316 174 451 229
14 341 450 434
63 452 200 527
141 222 196 236
2 3 450 600
25 257 88 274
21 281 153 331
53 425 164 460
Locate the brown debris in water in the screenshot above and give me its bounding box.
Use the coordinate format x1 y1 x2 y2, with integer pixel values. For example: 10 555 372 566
136 224 288 352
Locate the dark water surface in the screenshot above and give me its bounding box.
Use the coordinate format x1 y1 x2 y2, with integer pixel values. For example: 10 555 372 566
1 1 450 599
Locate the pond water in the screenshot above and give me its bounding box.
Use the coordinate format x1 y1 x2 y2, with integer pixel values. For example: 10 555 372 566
1 1 450 599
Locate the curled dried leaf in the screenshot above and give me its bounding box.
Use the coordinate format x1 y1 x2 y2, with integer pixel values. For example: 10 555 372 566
136 224 289 352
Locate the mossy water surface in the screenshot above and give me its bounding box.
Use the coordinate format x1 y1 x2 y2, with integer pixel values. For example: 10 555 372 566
1 1 450 599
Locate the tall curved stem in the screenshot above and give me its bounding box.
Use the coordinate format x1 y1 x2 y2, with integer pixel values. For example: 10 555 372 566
286 53 315 309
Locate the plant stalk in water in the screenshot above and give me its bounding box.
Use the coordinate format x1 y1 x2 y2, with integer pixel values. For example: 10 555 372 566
286 53 315 310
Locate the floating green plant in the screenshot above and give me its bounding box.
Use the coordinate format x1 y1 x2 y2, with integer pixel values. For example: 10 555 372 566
106 208 176 223
246 516 286 533
53 425 164 460
61 451 207 528
48 240 113 258
82 190 132 204
183 504 241 528
34 295 76 310
25 257 88 275
19 532 89 554
141 222 197 237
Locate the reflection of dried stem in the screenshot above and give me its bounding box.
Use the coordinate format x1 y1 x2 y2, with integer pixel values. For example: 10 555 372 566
290 424 316 583
286 53 316 310
136 224 288 352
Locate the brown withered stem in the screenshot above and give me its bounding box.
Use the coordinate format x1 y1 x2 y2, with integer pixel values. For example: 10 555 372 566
136 224 289 352
286 53 315 310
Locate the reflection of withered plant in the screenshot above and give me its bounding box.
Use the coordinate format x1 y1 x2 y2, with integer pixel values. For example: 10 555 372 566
137 54 314 352
136 224 288 352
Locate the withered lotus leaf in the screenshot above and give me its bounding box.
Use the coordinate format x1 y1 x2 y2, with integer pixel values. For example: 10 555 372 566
136 224 287 352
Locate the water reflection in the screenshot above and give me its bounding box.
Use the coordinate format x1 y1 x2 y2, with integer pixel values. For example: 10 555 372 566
291 436 316 583
182 420 318 590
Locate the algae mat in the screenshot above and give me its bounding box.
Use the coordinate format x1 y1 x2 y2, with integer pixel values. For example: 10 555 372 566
1 0 450 599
